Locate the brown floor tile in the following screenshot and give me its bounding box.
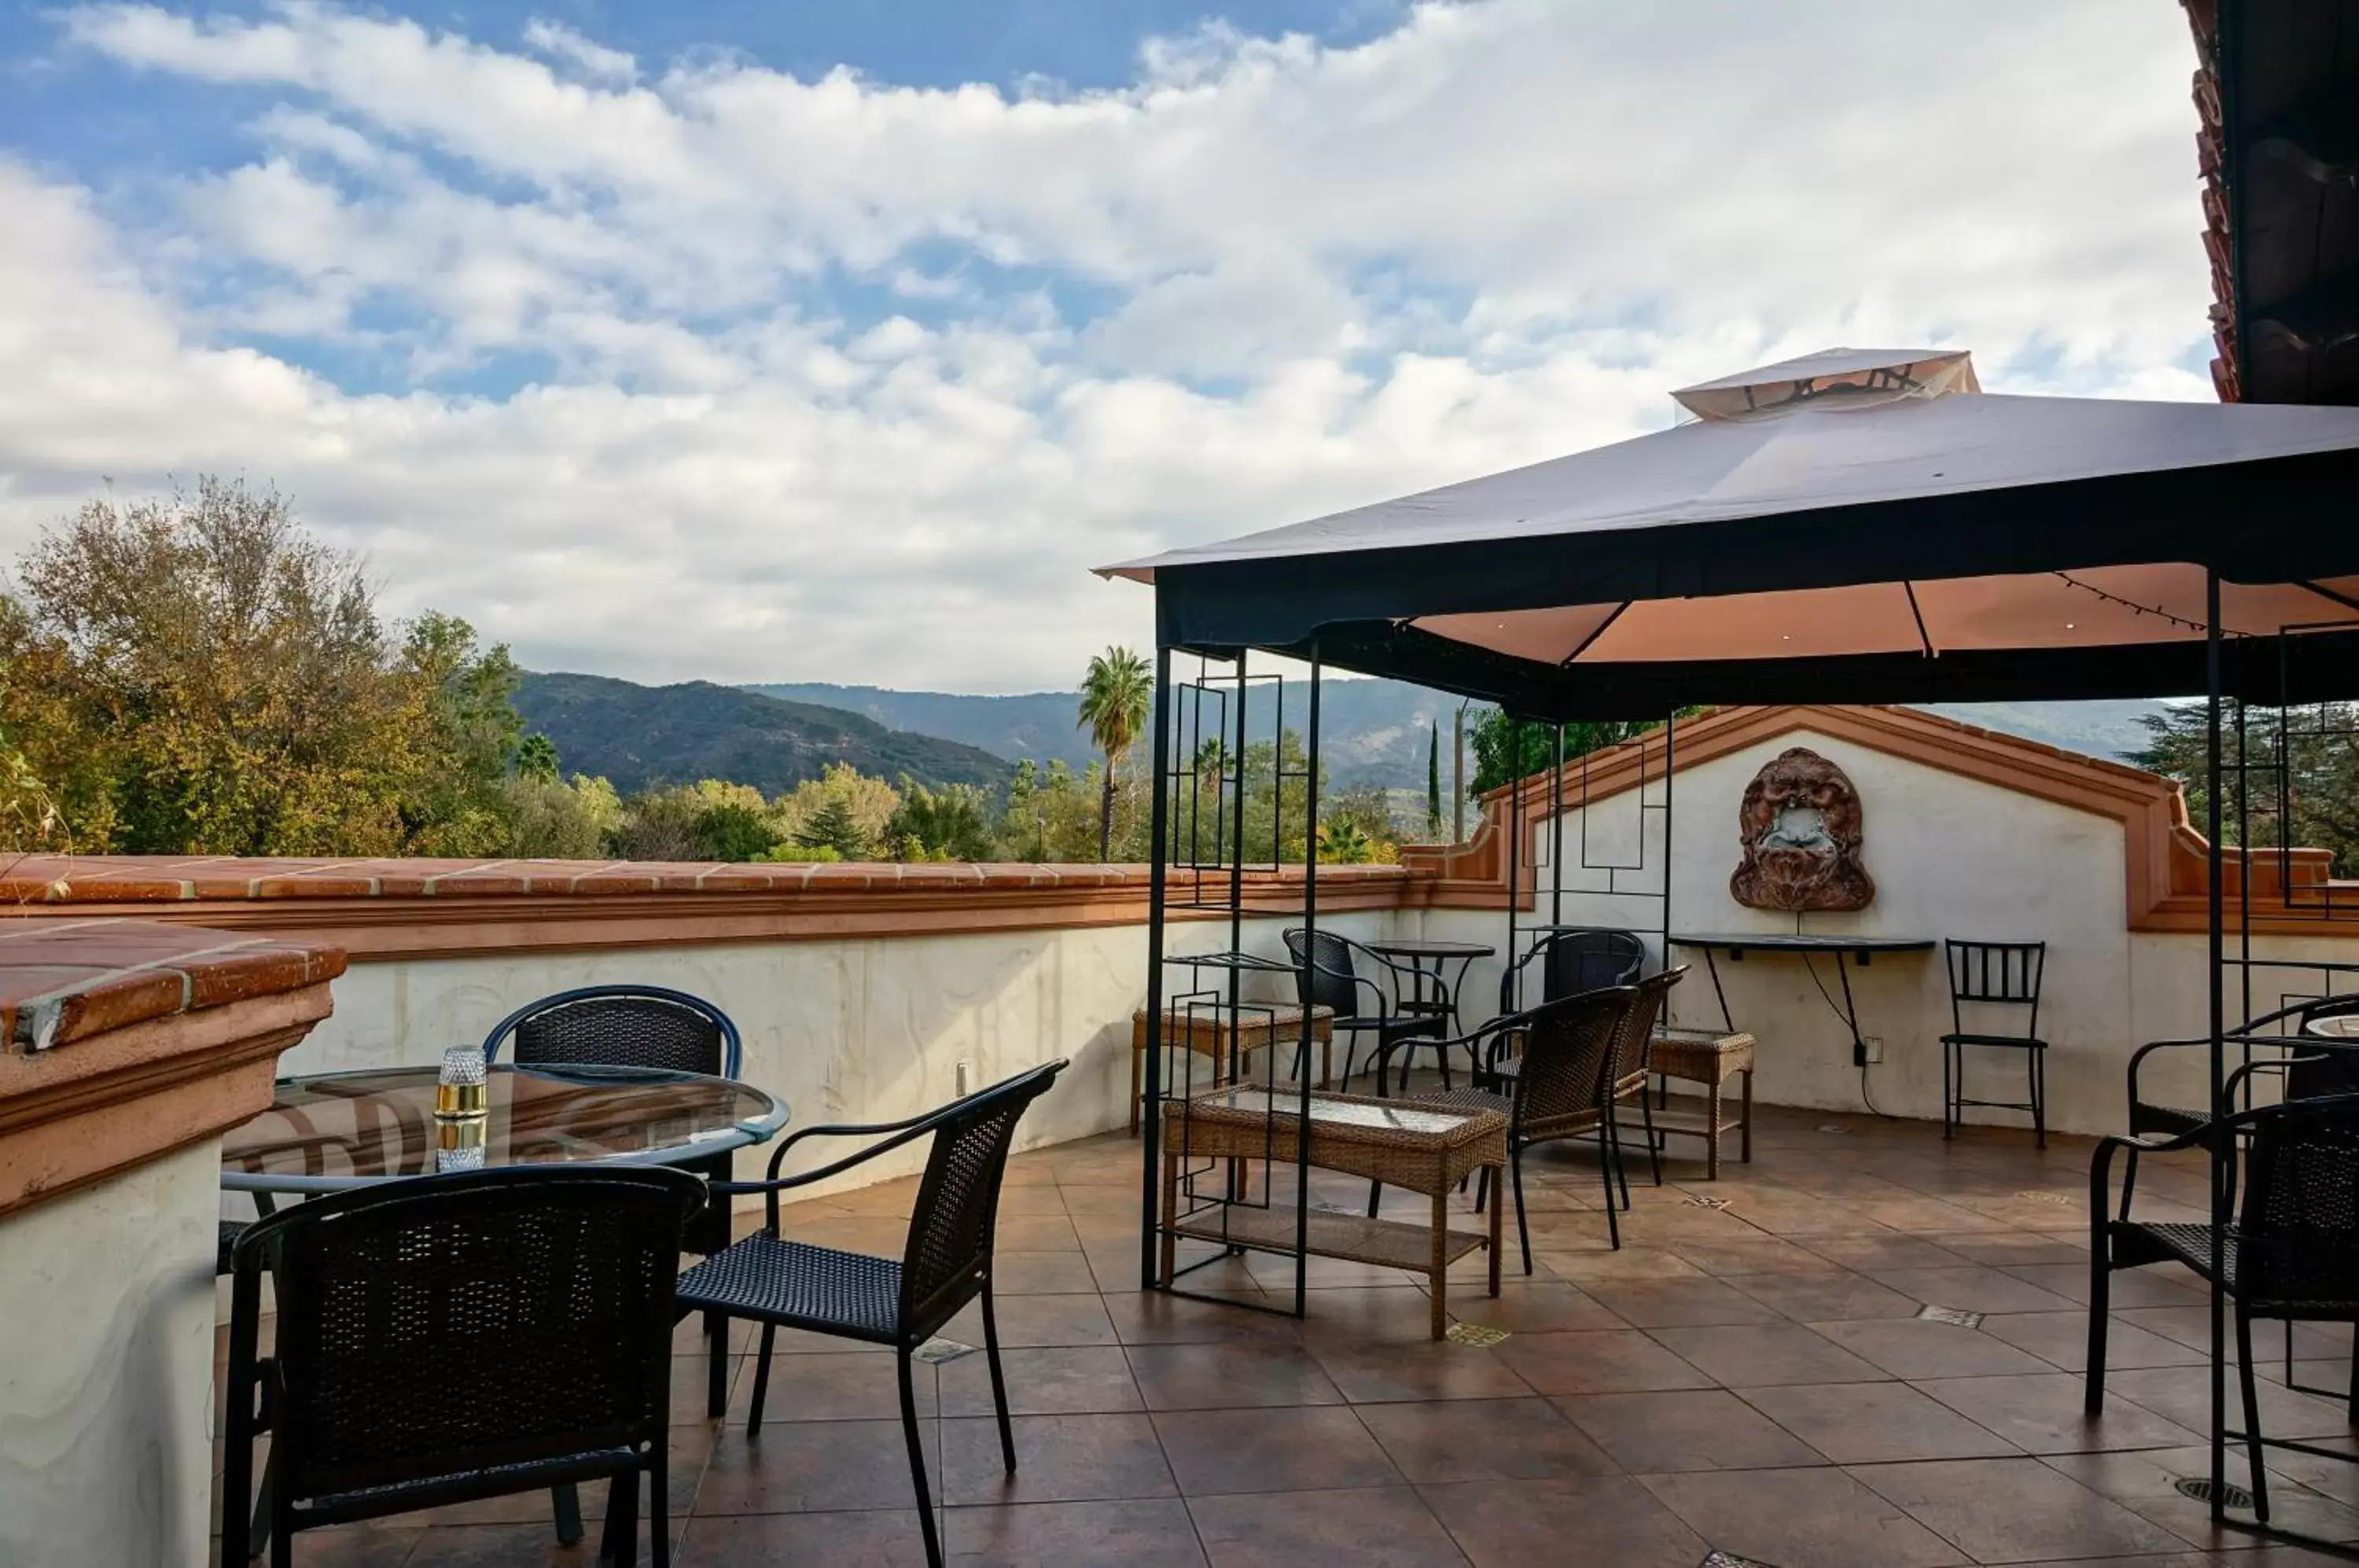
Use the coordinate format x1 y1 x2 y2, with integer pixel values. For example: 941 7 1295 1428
256 1528 421 1566
1101 1290 1301 1345
1986 1309 2209 1373
1640 1465 1968 1567
675 1507 927 1565
2043 1445 2359 1551
1581 1278 1783 1328
1649 1322 1886 1387
995 1250 1107 1295
1927 1231 2092 1268
1801 1233 1980 1271
1358 1397 1620 1483
1868 1264 2085 1315
939 1345 1143 1415
1914 1371 2205 1454
1419 1475 1707 1568
2100 1364 2359 1441
1555 1389 1827 1473
945 1499 1209 1567
2115 1307 2353 1361
1489 1329 1716 1395
693 1421 937 1514
1126 1342 1345 1410
1852 1456 2189 1562
1739 1382 2022 1463
1531 1247 1703 1283
1807 1316 2057 1379
1662 1235 1845 1275
1723 1268 1924 1320
1302 1337 1535 1404
1443 1280 1625 1334
937 1412 1177 1505
2008 1261 2204 1309
943 1292 1119 1348
997 1213 1084 1251
398 1523 600 1566
1292 1286 1452 1345
1153 1406 1401 1496
725 1349 932 1423
1187 1486 1470 1567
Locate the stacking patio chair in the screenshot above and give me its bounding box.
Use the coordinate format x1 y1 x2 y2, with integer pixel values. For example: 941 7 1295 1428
2125 992 2359 1141
1498 926 1647 1013
676 1059 1067 1568
1939 938 2050 1147
221 1165 705 1568
1377 985 1637 1263
1283 928 1447 1092
484 985 745 1404
2086 1092 2359 1522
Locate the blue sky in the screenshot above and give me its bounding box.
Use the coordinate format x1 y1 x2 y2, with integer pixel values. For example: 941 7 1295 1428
0 2 2212 690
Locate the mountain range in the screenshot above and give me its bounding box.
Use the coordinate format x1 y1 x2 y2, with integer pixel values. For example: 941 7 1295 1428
518 670 2173 801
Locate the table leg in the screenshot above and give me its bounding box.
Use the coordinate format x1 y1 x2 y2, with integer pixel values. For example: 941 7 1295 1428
1487 1162 1503 1298
1430 1187 1449 1341
1319 1034 1333 1091
1159 1143 1179 1286
1741 1069 1755 1163
1705 1077 1723 1181
1129 1040 1143 1136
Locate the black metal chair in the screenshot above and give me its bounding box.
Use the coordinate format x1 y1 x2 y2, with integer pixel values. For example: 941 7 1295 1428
1283 928 1444 1093
2088 1092 2359 1522
1499 926 1646 1014
2127 993 2359 1142
676 1060 1067 1568
1939 939 2049 1147
221 1165 704 1568
484 985 745 1404
1383 986 1639 1263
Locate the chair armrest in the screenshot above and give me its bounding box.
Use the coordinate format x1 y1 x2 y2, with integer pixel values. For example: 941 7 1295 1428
2125 1036 2209 1110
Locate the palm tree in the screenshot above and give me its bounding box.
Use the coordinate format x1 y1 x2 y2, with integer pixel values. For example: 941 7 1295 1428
1077 646 1154 860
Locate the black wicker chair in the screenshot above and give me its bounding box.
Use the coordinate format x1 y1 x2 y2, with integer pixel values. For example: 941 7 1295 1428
221 1165 704 1567
677 1059 1067 1568
1939 939 2050 1147
484 985 745 1404
2088 1092 2359 1522
1283 928 1444 1093
1379 985 1641 1262
1498 926 1646 1014
2127 993 2359 1142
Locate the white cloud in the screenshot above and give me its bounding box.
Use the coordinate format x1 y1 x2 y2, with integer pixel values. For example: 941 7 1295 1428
2 0 2212 690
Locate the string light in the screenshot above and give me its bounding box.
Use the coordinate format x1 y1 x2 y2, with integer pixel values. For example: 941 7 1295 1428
2052 572 2214 634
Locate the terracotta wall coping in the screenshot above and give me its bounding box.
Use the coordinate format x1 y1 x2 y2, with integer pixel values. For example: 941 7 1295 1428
0 919 344 1216
0 917 347 1052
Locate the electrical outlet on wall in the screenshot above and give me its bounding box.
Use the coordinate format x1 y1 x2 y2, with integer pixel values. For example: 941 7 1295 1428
956 1059 970 1095
1856 1036 1885 1066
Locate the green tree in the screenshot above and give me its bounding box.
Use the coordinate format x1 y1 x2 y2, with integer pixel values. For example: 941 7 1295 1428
2133 700 2359 877
797 794 872 857
502 773 620 857
888 776 995 860
1470 710 1702 794
1077 646 1154 860
515 733 561 780
1318 820 1375 864
1426 721 1442 838
395 611 524 856
996 758 1048 860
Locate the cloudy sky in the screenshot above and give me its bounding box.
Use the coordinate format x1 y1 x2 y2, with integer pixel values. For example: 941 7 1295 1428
0 2 2210 692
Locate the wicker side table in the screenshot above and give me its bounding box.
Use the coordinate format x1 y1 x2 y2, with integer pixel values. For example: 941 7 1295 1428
1130 1003 1335 1134
1648 1027 1757 1179
1159 1088 1503 1338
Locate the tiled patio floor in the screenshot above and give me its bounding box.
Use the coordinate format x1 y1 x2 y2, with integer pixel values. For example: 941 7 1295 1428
217 1096 2359 1566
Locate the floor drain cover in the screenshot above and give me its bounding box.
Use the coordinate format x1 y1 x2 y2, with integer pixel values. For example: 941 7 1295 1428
1684 1194 1734 1210
1444 1323 1510 1348
1815 1124 1853 1135
1917 1305 1985 1329
1699 1553 1780 1568
912 1338 979 1365
2173 1476 2254 1509
2016 1190 2076 1206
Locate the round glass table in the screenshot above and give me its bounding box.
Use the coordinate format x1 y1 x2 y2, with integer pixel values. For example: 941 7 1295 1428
2306 1014 2359 1042
221 1062 789 1194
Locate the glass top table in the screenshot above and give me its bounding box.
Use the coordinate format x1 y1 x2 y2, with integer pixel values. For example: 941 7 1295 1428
2307 1014 2359 1041
221 1063 789 1193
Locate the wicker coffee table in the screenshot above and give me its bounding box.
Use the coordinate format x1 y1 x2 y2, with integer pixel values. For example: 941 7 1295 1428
1158 1087 1504 1338
1130 1003 1335 1133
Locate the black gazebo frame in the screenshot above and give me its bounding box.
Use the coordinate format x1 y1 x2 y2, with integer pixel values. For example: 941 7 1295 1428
1129 417 2359 1554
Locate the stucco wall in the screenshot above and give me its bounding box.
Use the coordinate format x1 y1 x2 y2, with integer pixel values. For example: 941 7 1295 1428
288 910 1393 1201
0 1139 220 1568
1411 727 2262 1137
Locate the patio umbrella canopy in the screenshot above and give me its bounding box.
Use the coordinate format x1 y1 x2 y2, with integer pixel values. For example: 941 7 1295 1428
1103 349 2359 715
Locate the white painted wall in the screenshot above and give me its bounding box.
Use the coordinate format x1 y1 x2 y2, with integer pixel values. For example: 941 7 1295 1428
1406 727 2358 1137
1 1139 219 1568
288 910 1393 1204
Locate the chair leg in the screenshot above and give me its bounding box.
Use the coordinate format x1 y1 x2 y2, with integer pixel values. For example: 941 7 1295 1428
2032 1047 2047 1150
2236 1309 2270 1522
601 1467 641 1568
982 1286 1017 1474
1597 1134 1621 1250
899 1347 944 1568
1942 1040 1956 1140
1606 1114 1632 1210
1511 1145 1533 1276
648 1456 670 1568
1473 1165 1489 1215
747 1323 777 1437
2084 1231 2110 1415
553 1482 585 1546
707 1316 729 1419
1639 1091 1664 1186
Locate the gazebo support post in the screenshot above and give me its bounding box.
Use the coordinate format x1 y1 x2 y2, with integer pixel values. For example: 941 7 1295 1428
2206 569 2228 1524
1140 642 1174 1291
